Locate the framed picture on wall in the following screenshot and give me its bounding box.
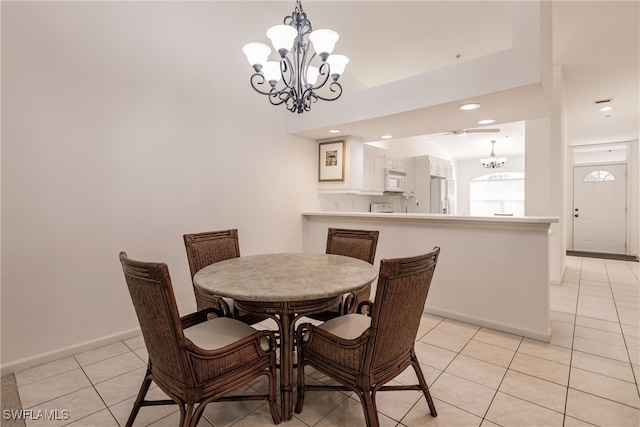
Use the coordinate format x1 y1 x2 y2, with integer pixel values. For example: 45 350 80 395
318 140 345 182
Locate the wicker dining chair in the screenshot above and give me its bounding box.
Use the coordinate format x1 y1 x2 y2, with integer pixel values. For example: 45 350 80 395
306 228 379 322
295 247 441 427
119 252 281 427
183 229 267 325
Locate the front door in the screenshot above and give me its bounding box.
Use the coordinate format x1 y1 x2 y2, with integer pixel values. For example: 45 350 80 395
573 164 627 254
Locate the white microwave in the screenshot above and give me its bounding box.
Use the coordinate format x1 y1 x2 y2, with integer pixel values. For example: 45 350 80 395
384 169 407 192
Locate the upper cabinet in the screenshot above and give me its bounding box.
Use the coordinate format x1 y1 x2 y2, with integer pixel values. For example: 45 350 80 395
363 145 386 193
384 154 409 172
427 156 453 180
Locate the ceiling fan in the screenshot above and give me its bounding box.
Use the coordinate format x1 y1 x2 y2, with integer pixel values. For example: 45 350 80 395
446 128 500 136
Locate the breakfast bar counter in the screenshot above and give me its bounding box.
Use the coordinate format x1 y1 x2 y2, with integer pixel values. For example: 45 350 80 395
302 212 559 342
302 211 558 225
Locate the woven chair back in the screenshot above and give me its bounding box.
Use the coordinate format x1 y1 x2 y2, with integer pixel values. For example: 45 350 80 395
368 248 440 370
326 228 379 264
183 229 241 279
119 252 188 385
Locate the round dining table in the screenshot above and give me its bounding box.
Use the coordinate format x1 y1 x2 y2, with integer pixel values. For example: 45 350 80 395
193 252 378 421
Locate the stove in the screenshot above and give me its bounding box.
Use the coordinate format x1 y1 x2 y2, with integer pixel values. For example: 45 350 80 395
370 203 395 213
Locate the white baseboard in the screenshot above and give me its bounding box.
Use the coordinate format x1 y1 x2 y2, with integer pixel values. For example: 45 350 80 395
550 262 567 286
1 327 142 376
424 307 552 343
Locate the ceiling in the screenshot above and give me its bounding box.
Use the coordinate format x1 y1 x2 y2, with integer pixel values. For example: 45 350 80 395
268 1 639 161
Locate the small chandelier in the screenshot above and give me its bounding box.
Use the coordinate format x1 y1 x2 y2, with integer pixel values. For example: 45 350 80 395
242 0 349 114
480 140 507 168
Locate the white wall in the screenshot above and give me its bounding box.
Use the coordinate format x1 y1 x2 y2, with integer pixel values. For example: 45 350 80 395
1 2 321 371
549 64 568 283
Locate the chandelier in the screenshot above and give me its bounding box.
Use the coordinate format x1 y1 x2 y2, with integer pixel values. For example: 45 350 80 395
242 0 349 114
480 140 507 168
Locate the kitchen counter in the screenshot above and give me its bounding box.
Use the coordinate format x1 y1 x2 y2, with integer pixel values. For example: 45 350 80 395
302 211 559 341
302 211 558 225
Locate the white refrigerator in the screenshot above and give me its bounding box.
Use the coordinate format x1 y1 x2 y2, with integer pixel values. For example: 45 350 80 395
430 177 451 214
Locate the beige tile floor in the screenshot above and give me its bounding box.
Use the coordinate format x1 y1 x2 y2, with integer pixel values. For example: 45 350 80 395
5 256 640 426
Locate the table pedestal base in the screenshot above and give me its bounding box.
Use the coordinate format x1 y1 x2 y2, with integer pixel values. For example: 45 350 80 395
235 297 342 421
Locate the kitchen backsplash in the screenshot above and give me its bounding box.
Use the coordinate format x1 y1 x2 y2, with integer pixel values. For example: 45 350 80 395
318 193 403 213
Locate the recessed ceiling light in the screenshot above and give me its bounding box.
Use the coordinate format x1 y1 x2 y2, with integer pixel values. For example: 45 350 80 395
381 135 392 139
600 106 613 112
477 119 496 125
329 129 341 133
458 103 481 111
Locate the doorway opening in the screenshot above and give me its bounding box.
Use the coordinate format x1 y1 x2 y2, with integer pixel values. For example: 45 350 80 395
570 142 630 256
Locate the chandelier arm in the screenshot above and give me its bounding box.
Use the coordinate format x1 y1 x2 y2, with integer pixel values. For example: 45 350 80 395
279 56 296 91
297 88 316 113
279 85 308 114
248 73 292 107
267 90 288 107
298 42 312 89
308 59 331 91
283 91 300 113
249 73 276 96
313 81 343 102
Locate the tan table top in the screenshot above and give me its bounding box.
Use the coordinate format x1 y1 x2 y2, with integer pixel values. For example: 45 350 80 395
193 253 377 302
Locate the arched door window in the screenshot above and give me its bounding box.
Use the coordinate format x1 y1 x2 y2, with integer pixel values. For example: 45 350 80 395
470 172 525 216
584 170 615 182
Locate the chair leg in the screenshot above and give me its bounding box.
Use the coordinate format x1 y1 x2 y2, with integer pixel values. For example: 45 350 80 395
189 399 211 427
177 401 187 427
267 368 282 424
294 353 306 414
360 390 380 427
411 350 437 417
125 365 153 427
182 401 197 427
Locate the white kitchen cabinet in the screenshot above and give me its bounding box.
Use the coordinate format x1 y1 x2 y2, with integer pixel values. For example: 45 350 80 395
427 156 451 178
384 155 409 171
363 145 385 192
445 165 453 180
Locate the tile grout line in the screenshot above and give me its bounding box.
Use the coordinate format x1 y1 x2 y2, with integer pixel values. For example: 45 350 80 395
478 333 523 425
562 255 582 427
71 352 120 427
423 322 490 426
435 322 510 426
397 317 449 425
603 260 640 387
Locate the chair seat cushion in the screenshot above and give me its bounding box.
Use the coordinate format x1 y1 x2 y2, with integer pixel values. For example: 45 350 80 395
184 317 269 351
318 314 371 340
